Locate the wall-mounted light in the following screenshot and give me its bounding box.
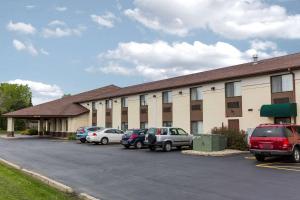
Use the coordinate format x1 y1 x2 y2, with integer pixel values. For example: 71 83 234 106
87 103 90 106
153 95 156 98
211 87 215 91
114 100 118 103
179 91 183 95
248 108 253 112
99 102 102 105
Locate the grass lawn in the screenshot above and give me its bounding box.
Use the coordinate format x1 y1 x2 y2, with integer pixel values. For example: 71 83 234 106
0 163 79 200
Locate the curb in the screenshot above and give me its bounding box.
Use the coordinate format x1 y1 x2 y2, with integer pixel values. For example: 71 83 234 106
182 150 249 157
0 157 100 200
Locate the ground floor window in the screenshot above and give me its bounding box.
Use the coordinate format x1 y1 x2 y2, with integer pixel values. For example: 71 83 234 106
191 121 203 135
275 117 291 124
163 121 172 127
121 122 128 131
140 122 148 129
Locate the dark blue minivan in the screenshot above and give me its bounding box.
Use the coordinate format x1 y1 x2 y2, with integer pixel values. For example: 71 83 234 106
121 129 148 149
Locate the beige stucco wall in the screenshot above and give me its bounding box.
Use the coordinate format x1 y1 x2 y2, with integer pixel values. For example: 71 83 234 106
112 98 121 129
80 102 92 126
203 82 226 133
173 88 190 133
68 113 89 132
128 95 140 129
240 75 273 130
148 92 162 127
97 100 106 127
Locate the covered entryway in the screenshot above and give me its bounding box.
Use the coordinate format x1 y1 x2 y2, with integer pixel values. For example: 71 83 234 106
6 117 70 138
260 103 297 124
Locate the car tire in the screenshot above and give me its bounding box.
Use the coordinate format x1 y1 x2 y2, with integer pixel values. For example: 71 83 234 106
292 147 300 163
124 145 130 149
149 145 156 151
255 154 265 162
163 142 172 152
94 142 100 145
135 141 143 149
80 139 86 143
101 137 109 145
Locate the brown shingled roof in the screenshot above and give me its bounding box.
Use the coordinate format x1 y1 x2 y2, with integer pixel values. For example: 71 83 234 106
78 52 300 102
4 52 300 118
3 85 120 118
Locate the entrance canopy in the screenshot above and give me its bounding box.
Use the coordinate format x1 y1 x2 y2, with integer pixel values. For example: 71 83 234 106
260 103 297 117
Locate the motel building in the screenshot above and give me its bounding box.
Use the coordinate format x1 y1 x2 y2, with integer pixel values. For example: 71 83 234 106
3 53 300 137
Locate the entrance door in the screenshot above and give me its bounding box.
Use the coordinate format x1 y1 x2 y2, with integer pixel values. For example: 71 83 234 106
228 119 239 131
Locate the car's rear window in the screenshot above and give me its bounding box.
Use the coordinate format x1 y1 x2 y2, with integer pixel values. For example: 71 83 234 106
252 127 291 137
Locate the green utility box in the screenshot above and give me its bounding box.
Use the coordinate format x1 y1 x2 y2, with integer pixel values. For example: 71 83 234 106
193 134 227 152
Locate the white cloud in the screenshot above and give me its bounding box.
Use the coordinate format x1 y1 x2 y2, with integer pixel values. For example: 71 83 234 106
40 48 49 55
87 40 286 80
12 39 38 56
42 25 86 38
7 79 64 105
25 5 36 9
90 12 118 28
125 0 300 39
48 20 66 26
55 6 67 12
7 21 36 34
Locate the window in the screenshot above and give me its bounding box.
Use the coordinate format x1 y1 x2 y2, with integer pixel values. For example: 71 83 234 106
140 95 147 106
271 74 293 93
106 100 112 109
163 121 172 127
92 102 96 110
227 102 240 108
140 122 148 129
169 128 177 135
191 87 203 100
121 122 128 131
191 121 203 135
121 97 128 108
225 81 241 97
162 91 172 103
177 128 187 135
105 122 112 128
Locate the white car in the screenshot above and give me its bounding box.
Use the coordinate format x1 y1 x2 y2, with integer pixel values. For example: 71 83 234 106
86 128 124 144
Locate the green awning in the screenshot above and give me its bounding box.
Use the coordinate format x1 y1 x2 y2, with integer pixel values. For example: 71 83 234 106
260 103 297 117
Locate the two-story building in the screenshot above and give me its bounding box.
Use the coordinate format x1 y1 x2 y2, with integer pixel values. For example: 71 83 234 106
4 53 300 136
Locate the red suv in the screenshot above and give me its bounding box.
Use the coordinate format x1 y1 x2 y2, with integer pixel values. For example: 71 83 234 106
250 124 300 162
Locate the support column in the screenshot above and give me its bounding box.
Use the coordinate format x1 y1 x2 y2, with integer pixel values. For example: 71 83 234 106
7 118 15 137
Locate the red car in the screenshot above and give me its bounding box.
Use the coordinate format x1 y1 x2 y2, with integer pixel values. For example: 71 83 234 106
250 124 300 162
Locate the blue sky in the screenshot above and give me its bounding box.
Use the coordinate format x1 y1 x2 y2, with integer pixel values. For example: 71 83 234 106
1 0 300 104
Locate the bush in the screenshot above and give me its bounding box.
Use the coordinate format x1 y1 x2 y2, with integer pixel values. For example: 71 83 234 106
68 134 76 140
20 129 38 135
212 127 248 151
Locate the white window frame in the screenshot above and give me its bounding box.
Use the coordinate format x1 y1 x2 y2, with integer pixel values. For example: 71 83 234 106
162 91 172 103
191 87 203 100
226 81 241 97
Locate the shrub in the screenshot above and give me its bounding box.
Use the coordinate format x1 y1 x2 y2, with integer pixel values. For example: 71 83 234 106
20 129 38 135
212 127 248 151
68 134 76 140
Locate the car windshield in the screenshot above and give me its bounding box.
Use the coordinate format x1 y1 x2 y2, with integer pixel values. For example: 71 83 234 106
252 127 290 137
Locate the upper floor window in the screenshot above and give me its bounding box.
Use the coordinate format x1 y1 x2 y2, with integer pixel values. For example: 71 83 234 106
225 81 241 97
271 74 293 93
140 95 147 106
121 97 128 108
106 100 112 109
162 91 172 103
191 87 203 100
92 102 96 110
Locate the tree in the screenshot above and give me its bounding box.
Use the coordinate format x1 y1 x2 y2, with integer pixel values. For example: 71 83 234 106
62 93 71 98
0 83 32 130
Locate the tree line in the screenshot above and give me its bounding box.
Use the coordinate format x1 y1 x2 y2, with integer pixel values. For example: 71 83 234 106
0 83 32 130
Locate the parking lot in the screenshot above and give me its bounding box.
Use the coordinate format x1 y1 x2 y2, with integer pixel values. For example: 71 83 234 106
0 138 300 200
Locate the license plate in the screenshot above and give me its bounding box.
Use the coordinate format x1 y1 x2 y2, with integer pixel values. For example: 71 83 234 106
263 144 273 150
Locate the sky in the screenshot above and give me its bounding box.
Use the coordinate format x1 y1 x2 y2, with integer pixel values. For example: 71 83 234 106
1 0 300 105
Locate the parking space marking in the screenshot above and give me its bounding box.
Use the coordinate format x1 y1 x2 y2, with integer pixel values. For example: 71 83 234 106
256 162 300 172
